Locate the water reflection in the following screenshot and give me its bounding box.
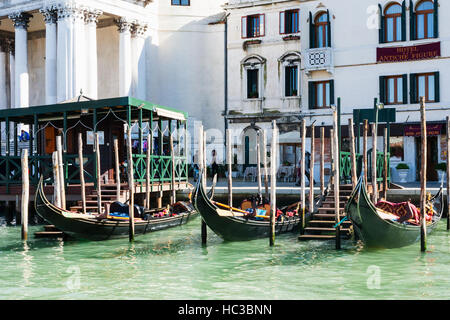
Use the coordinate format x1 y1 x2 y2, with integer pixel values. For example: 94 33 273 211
20 242 34 287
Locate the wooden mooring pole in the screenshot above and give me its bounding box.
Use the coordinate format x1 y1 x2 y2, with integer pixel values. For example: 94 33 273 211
226 129 233 208
145 136 151 208
114 138 121 203
372 123 378 204
309 124 315 214
420 97 427 252
52 151 61 208
198 125 207 245
348 118 357 189
447 116 450 231
270 120 277 246
332 111 341 250
363 119 368 188
256 130 262 198
95 133 102 214
21 149 29 240
56 135 66 209
300 119 306 234
126 126 135 242
383 127 388 200
262 130 269 199
78 133 86 214
320 127 325 195
170 134 176 204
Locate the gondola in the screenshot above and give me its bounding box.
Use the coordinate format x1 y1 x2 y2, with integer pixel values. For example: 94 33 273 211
34 177 198 241
193 171 326 241
345 176 444 249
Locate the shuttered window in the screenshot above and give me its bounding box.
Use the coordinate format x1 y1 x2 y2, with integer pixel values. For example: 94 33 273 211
411 72 440 103
285 66 298 97
310 10 331 48
309 80 334 109
280 9 299 34
381 75 407 105
242 14 265 38
415 0 436 39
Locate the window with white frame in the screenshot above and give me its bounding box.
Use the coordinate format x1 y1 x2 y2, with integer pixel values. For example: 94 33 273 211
241 14 265 38
241 55 266 100
279 52 301 98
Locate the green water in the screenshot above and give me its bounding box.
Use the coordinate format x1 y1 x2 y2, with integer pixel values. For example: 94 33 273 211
0 218 449 300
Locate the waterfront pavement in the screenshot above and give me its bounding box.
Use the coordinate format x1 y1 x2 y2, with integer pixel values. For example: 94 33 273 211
182 178 445 196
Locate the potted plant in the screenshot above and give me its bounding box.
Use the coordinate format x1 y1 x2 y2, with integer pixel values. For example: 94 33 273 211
435 163 447 181
396 163 410 183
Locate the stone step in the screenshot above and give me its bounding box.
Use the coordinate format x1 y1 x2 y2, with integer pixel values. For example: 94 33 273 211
298 234 336 241
316 207 345 212
304 227 351 233
309 220 352 226
312 213 346 219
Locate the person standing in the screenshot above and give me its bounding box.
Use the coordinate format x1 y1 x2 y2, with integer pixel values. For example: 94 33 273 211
211 149 219 181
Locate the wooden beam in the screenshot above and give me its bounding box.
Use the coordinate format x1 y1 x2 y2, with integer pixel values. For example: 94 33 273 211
309 124 315 214
226 129 233 208
56 135 66 210
95 132 102 214
21 149 29 241
420 97 427 252
447 116 450 231
348 118 357 189
262 129 269 199
372 123 378 204
363 119 368 189
270 120 277 246
126 125 135 242
78 133 87 215
320 127 325 195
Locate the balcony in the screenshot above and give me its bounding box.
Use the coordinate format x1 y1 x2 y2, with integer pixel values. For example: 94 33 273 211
304 47 334 76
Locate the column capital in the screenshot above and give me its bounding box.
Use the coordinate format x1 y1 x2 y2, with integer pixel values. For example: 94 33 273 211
40 7 58 24
85 9 103 25
56 3 85 22
8 12 33 30
116 17 134 33
131 22 148 38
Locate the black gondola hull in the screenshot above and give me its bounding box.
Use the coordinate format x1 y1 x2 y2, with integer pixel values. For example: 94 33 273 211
346 177 443 248
34 179 198 241
193 176 308 241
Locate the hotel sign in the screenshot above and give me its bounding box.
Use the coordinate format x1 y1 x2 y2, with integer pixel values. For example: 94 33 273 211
377 42 440 63
404 124 443 137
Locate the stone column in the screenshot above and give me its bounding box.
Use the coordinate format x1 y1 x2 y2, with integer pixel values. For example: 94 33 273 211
85 9 102 99
131 22 148 100
0 40 8 110
72 7 86 97
8 12 32 109
56 4 75 102
40 8 58 104
7 39 15 109
116 18 133 96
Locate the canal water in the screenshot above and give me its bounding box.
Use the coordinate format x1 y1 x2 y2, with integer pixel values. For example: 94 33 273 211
0 216 449 300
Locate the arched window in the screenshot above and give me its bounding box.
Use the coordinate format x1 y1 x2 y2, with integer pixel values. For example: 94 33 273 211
315 12 329 48
385 3 402 42
416 0 434 39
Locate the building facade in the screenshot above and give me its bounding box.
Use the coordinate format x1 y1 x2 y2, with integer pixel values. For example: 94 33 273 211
0 0 226 157
225 0 449 183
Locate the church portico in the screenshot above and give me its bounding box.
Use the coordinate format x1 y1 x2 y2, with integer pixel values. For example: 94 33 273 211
0 0 152 110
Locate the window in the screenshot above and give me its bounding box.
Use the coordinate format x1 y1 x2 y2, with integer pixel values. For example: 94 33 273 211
315 12 329 48
309 10 331 48
247 69 259 99
242 14 265 38
416 1 434 39
390 136 404 161
309 80 334 108
411 0 438 40
410 72 440 103
385 3 402 42
280 9 299 34
171 0 190 6
380 75 407 105
285 66 298 97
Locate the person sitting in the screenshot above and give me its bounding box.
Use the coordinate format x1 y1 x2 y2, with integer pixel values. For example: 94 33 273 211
19 130 30 142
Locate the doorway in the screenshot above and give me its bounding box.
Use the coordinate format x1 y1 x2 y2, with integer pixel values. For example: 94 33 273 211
415 136 438 181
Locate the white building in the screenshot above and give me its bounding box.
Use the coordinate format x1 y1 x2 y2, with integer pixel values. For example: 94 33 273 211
0 0 226 159
224 0 449 183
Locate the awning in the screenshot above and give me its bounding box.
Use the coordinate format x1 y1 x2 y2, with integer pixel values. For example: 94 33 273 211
154 107 186 121
278 131 300 144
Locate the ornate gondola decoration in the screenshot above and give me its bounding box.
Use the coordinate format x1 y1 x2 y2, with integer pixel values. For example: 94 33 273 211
192 172 325 242
34 177 198 241
345 176 444 249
